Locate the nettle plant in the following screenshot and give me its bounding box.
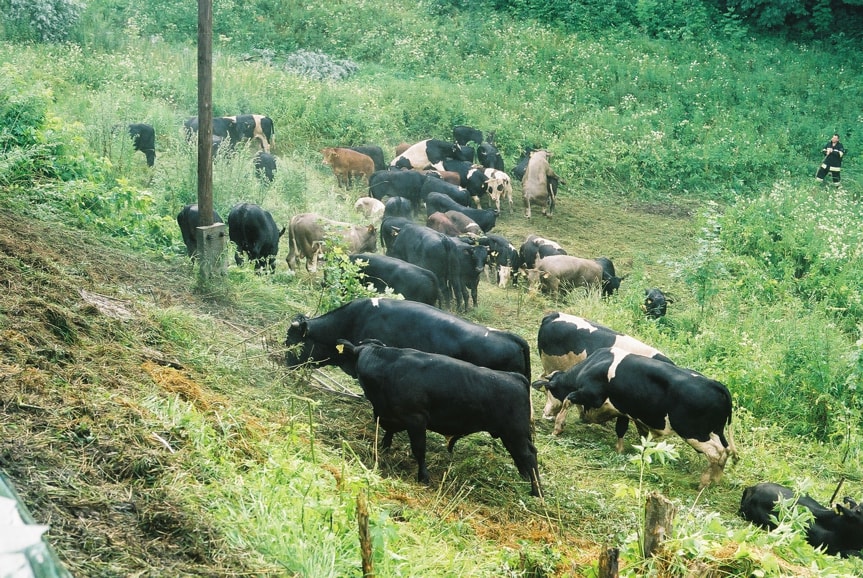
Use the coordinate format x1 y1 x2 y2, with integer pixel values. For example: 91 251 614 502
6 0 84 43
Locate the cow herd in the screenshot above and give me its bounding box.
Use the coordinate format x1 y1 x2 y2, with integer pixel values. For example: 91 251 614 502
167 121 862 556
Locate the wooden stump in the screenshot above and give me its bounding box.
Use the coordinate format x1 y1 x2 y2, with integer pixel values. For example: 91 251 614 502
598 545 619 578
357 492 374 577
643 491 676 558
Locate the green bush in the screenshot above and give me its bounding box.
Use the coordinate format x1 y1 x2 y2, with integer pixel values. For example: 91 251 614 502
4 0 84 43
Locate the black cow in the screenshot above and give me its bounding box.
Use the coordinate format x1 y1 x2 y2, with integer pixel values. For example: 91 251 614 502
128 123 156 167
478 142 504 171
227 202 285 273
368 169 426 212
349 253 439 306
391 139 459 170
483 234 522 287
512 148 534 181
253 152 277 182
284 297 532 379
176 203 224 257
430 159 474 185
454 144 476 163
518 234 567 271
644 288 672 319
740 482 863 558
336 339 541 496
379 216 413 254
593 256 623 297
183 116 239 145
349 145 386 172
453 125 483 146
452 238 489 310
388 223 459 307
536 311 673 421
383 196 413 219
420 178 472 207
532 346 737 488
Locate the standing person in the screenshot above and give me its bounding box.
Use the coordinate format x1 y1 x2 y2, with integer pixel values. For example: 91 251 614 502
816 133 845 186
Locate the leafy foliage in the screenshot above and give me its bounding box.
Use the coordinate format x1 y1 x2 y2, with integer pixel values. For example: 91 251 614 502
3 0 84 43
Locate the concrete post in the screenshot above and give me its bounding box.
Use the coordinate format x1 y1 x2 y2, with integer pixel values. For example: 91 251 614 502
196 223 228 279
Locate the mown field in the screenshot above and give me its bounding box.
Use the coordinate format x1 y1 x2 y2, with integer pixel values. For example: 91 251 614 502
2 1 863 575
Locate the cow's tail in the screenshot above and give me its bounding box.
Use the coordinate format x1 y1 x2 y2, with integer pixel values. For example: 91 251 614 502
721 392 740 465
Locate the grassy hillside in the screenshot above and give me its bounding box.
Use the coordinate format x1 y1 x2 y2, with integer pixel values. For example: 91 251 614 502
2 1 863 575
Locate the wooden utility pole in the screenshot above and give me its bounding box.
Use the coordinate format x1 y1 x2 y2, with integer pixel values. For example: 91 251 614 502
195 0 227 278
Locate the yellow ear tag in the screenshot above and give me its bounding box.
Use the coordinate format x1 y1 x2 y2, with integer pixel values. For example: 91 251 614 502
336 344 344 354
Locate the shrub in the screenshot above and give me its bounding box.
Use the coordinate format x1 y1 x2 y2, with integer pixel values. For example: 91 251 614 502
4 0 84 43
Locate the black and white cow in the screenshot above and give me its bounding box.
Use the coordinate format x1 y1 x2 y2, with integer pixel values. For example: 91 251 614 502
349 253 439 306
391 139 460 170
231 114 275 152
284 297 532 379
336 339 541 496
740 482 863 558
176 203 223 257
388 223 459 308
253 152 277 182
183 116 239 146
532 346 737 488
128 123 156 167
643 288 672 319
536 312 673 421
227 202 285 273
349 145 387 172
483 234 522 287
453 125 483 146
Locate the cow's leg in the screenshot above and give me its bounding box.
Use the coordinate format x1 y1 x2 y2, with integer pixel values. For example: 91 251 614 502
552 398 572 435
614 416 630 453
406 426 430 484
524 197 532 219
381 430 394 450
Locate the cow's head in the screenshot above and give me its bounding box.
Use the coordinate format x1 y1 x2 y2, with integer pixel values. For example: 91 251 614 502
643 288 671 319
284 314 332 367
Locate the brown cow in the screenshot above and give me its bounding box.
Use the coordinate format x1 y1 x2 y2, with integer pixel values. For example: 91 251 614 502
527 255 603 296
321 147 375 188
444 210 483 235
394 142 411 157
522 150 560 218
426 212 461 237
287 213 377 273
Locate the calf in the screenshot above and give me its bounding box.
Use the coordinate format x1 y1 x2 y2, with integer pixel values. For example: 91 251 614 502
740 482 863 557
527 255 604 296
284 297 532 380
176 203 224 257
336 339 541 496
536 311 673 421
426 212 461 237
227 203 285 273
349 253 439 306
253 152 277 182
444 210 483 235
286 212 377 273
231 114 275 152
644 288 672 319
483 234 522 288
128 123 155 167
425 193 496 232
532 346 737 488
321 147 375 188
483 168 513 214
354 197 385 224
